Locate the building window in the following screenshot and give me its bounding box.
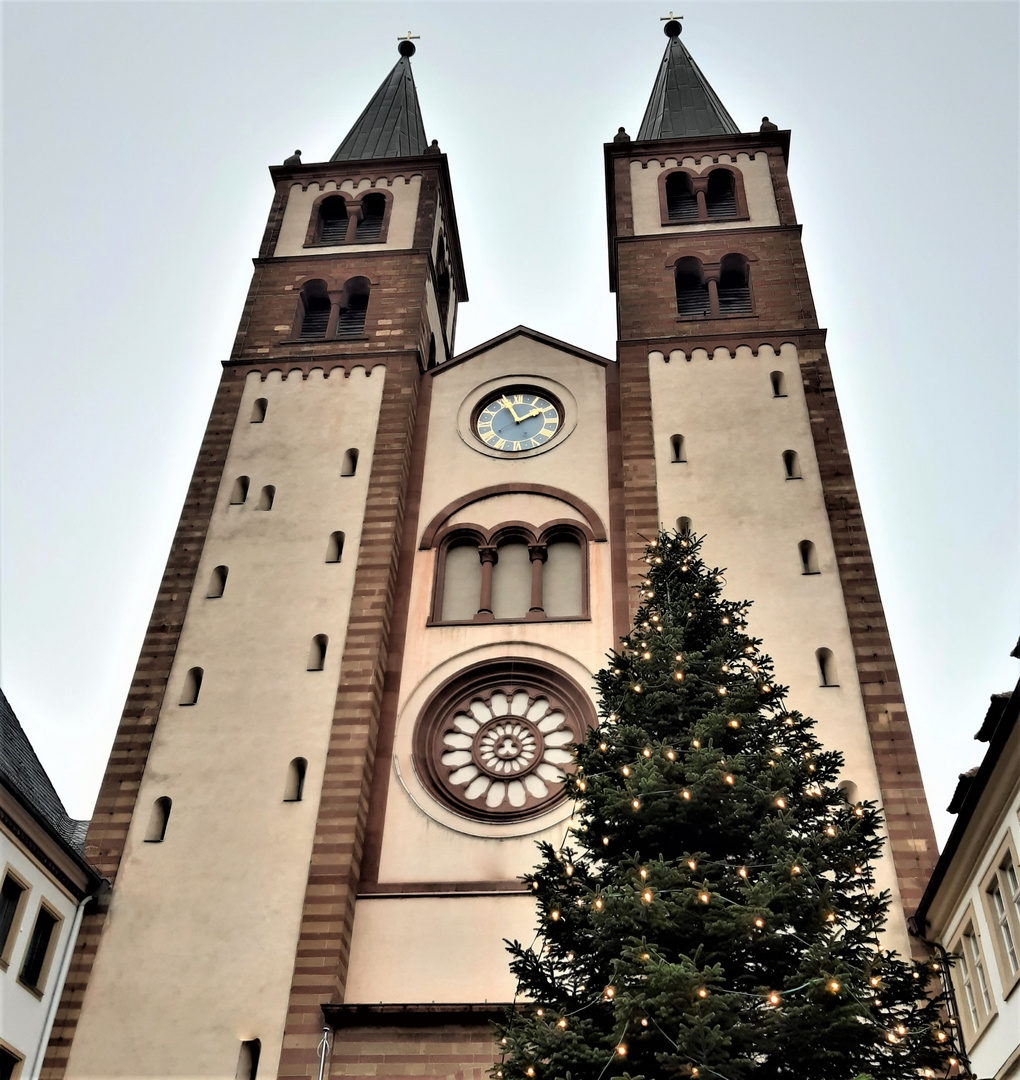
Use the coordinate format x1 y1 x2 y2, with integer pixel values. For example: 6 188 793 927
0 1045 23 1080
326 531 345 563
675 257 710 318
250 398 268 423
235 1039 261 1080
955 922 995 1040
816 648 838 687
677 516 692 534
317 195 350 244
717 254 751 314
337 276 370 338
670 434 687 463
179 667 203 706
18 905 60 993
354 193 386 242
985 845 1020 990
770 371 787 397
307 635 328 671
0 872 28 966
283 758 307 802
256 485 275 511
207 565 228 598
229 476 250 505
298 280 331 339
798 540 819 575
341 449 359 476
782 450 801 479
144 797 172 843
665 171 698 221
705 168 737 217
435 236 452 329
432 525 589 625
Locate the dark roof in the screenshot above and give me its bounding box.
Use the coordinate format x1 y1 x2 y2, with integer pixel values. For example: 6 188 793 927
439 325 612 374
976 691 1011 742
637 30 740 140
332 52 428 162
0 687 89 855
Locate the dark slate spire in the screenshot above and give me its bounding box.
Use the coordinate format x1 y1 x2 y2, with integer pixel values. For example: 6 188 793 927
637 20 740 140
332 39 428 162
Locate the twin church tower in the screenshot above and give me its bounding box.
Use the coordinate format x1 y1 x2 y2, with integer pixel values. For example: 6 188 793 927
42 24 937 1080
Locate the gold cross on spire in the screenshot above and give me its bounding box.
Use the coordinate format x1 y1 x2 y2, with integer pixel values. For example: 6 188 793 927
660 11 682 20
398 30 420 42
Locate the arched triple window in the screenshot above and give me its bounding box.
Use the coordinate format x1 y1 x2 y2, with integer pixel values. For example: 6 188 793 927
675 253 753 319
298 280 331 339
432 525 589 624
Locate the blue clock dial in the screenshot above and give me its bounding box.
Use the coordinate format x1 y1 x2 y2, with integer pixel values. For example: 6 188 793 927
475 391 561 452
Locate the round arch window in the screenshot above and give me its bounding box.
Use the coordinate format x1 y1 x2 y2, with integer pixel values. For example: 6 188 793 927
412 660 594 822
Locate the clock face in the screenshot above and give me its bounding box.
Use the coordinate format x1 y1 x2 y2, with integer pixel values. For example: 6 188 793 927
475 391 561 452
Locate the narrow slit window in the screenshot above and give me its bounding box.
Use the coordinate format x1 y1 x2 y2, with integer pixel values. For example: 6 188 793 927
665 172 698 222
284 758 307 802
229 476 249 505
770 371 787 397
783 450 801 479
18 906 59 992
341 449 359 477
326 531 345 563
440 540 483 622
307 635 327 671
675 257 710 318
816 648 838 687
837 780 859 806
354 193 385 242
299 280 331 340
207 565 228 598
670 434 687 463
717 254 752 314
317 195 349 244
256 485 275 511
180 667 203 705
705 169 737 217
798 541 819 575
250 398 268 423
677 516 693 535
144 797 172 843
235 1039 261 1080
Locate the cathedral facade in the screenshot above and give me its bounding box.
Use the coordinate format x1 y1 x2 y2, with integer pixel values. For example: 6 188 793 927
43 25 937 1080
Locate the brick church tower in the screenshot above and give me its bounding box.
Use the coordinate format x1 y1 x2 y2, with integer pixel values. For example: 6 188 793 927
43 25 937 1080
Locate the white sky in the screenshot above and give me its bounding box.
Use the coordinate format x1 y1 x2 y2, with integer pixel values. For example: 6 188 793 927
2 2 1017 848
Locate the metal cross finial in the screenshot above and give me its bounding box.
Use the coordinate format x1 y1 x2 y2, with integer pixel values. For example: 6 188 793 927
660 11 683 21
398 30 420 41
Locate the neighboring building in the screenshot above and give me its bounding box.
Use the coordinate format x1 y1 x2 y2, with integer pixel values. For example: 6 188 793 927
42 24 939 1080
912 664 1020 1080
1 691 100 1080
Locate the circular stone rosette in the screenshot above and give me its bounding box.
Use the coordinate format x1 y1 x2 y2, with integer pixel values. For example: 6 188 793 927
413 661 594 822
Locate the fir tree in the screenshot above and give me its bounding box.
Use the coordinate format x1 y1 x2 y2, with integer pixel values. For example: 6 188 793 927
496 530 960 1080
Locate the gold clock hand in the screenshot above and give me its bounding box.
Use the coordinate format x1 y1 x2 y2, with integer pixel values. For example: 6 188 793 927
499 395 524 421
519 408 543 422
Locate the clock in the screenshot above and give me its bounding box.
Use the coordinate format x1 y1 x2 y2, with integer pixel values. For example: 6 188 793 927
474 390 561 452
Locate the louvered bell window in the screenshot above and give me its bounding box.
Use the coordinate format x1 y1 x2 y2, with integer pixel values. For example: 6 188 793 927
706 171 737 217
300 300 331 339
319 199 349 243
718 268 752 314
354 194 386 242
336 295 368 338
676 268 710 318
665 173 698 222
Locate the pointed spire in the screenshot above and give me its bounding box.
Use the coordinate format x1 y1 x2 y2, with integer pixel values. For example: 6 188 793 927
332 38 428 162
637 19 739 141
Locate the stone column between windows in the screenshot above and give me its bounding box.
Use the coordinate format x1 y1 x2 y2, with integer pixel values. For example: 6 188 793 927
527 543 548 617
705 273 721 319
692 177 709 221
476 545 497 619
325 297 342 339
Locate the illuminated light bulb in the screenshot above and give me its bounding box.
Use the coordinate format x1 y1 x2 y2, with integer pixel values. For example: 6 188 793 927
675 654 683 661
828 981 840 993
912 972 920 980
754 918 764 928
681 789 691 799
566 951 574 961
724 774 734 785
642 748 651 757
642 890 653 903
613 669 621 676
721 617 730 625
699 892 710 904
768 991 780 1005
667 751 676 760
728 720 740 728
950 1059 958 1068
745 646 754 654
721 663 730 673
639 868 647 879
763 684 772 692
532 882 539 890
785 717 794 726
738 867 748 878
807 763 816 772
697 988 708 998
688 859 697 870
599 742 608 751
895 1025 906 1036
826 826 837 837
602 836 610 846
632 685 642 693
501 1038 508 1045
550 910 560 921
717 687 727 696
642 652 651 660
565 865 574 877
640 1018 648 1028
577 781 587 792
622 766 631 777
632 799 641 809
536 1009 544 1017
616 1045 627 1057
605 986 615 998
936 1031 947 1043
594 897 604 910
826 912 836 923
557 1018 567 1029
887 1033 898 1044
527 1069 536 1077
775 797 786 809
691 1070 699 1078
791 865 801 874
931 962 941 971
609 714 617 723
854 866 863 875
870 976 881 987
855 806 864 817
692 739 700 748
674 672 684 681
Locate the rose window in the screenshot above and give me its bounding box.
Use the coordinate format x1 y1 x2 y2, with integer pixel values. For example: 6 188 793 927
413 662 593 821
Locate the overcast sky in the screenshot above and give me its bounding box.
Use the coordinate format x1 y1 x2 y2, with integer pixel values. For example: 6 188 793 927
2 1 1017 847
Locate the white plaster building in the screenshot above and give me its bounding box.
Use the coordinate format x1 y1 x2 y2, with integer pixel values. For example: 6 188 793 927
912 658 1020 1080
0 692 100 1080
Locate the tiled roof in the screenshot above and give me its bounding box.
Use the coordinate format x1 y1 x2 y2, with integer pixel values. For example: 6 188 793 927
637 27 740 140
332 50 428 162
0 688 89 854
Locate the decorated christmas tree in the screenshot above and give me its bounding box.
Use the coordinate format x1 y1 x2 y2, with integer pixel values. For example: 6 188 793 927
496 529 961 1080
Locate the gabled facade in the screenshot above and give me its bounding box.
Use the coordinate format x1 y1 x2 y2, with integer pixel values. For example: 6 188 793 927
44 26 938 1080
